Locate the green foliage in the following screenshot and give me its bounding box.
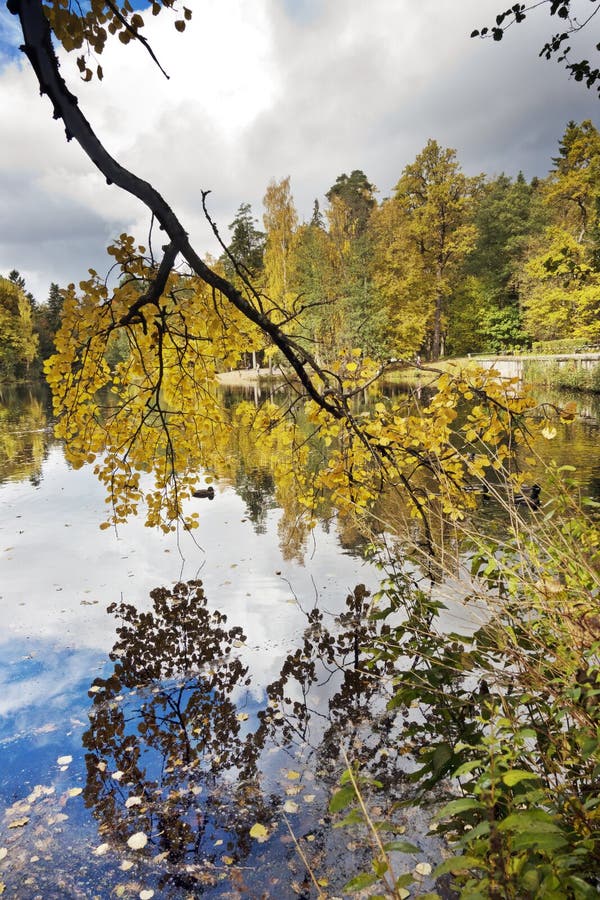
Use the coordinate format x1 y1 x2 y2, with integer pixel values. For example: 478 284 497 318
523 359 600 393
465 173 544 352
333 487 600 898
33 282 64 363
531 339 588 354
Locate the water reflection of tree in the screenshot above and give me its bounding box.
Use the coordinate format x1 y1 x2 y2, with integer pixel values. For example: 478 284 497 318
83 580 418 894
250 584 404 789
82 580 273 894
234 464 276 534
0 383 52 485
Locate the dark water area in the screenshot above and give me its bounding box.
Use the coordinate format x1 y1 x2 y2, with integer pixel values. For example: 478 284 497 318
1 377 599 897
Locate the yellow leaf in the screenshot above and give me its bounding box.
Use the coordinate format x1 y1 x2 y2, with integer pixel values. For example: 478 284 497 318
221 855 234 865
66 787 82 798
286 770 301 780
8 818 28 829
249 823 269 842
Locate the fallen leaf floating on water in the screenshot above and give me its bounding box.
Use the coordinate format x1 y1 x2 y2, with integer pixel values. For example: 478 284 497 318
249 823 269 842
0 848 7 861
285 770 301 781
221 856 234 865
236 712 249 721
283 800 298 814
127 832 148 851
66 787 82 798
125 796 142 808
93 843 110 856
303 794 316 803
57 755 72 766
112 771 124 781
139 891 154 899
8 818 29 829
120 860 134 871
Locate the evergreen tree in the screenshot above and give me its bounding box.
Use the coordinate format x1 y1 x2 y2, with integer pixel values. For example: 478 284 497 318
325 170 377 237
222 202 265 281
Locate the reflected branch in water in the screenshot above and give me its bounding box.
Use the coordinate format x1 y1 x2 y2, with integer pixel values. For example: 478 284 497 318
82 580 272 893
82 578 443 895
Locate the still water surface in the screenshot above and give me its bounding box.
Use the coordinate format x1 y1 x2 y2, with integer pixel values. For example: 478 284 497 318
1 380 599 897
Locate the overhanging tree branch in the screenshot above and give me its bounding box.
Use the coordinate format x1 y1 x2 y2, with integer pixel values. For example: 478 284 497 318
10 0 344 418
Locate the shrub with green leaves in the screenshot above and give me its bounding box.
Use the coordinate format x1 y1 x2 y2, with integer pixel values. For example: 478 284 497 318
331 488 600 898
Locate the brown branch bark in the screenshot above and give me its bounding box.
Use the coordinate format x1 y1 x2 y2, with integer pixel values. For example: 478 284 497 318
10 0 343 418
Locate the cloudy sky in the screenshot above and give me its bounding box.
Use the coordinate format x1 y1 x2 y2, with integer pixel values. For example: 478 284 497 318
1 0 599 301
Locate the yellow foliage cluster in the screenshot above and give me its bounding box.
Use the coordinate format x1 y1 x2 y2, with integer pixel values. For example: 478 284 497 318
45 239 542 543
42 0 190 81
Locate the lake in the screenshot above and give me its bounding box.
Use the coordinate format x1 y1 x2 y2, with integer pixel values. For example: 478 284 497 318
1 379 599 897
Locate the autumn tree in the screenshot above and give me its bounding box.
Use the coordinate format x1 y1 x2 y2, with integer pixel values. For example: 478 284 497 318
375 140 481 360
0 275 39 381
262 177 298 313
521 120 600 343
7 0 551 549
288 210 332 361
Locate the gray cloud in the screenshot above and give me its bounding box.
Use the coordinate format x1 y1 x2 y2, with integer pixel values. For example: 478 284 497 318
1 0 599 300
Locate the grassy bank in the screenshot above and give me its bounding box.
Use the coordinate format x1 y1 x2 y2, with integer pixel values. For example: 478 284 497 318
522 358 600 393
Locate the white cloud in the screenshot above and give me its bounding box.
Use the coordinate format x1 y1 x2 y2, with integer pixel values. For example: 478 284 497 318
0 0 599 300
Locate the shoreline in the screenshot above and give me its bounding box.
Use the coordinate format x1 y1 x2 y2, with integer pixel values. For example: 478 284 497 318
216 367 285 384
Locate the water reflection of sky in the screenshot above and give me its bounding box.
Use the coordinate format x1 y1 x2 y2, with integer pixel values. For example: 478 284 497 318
3 382 600 895
0 437 393 896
